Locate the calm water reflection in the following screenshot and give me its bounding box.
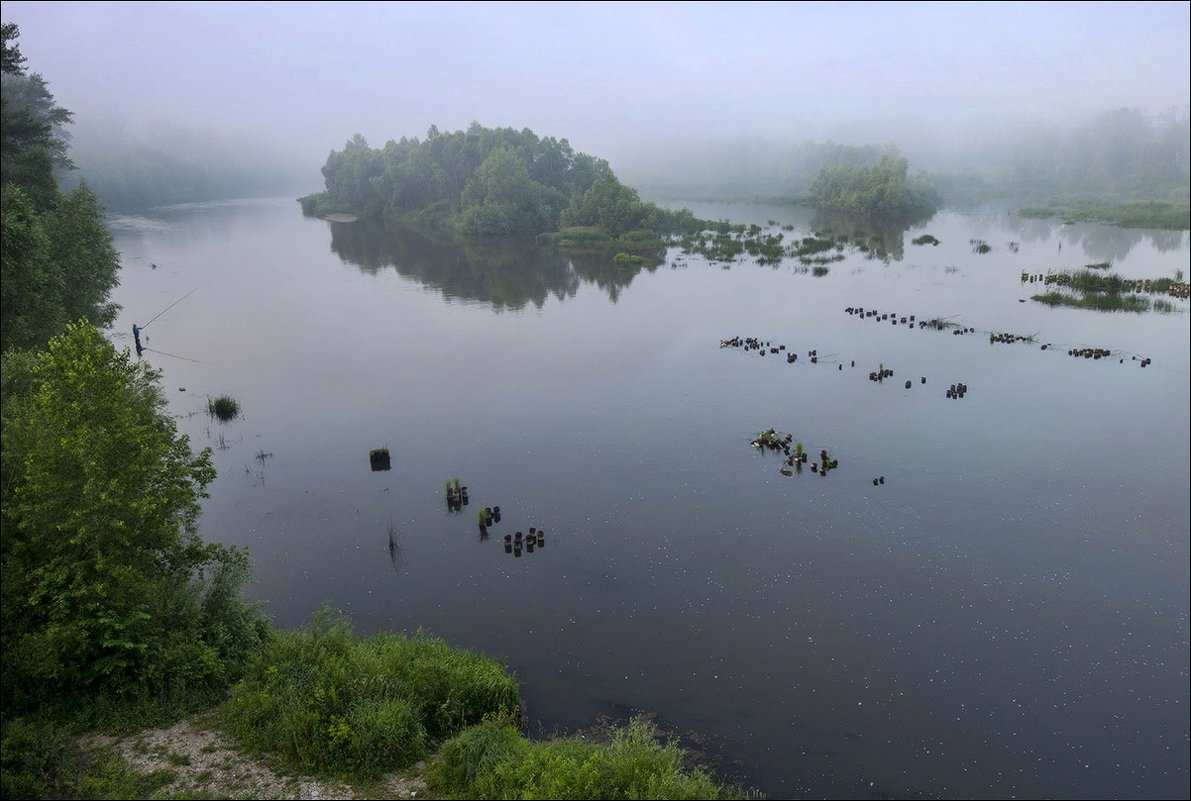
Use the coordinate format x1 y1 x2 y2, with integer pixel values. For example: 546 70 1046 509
109 198 1189 799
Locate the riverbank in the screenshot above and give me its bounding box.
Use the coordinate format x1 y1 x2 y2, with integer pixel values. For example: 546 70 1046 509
2 613 748 800
81 714 427 800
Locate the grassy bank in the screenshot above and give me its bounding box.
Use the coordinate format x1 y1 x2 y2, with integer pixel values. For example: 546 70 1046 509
220 610 520 778
1019 198 1190 230
3 609 750 799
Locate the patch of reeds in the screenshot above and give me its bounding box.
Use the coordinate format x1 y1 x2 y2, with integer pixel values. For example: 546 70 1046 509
208 395 240 422
1031 291 1151 313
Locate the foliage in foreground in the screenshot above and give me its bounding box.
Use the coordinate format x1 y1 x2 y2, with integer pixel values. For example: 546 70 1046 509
427 716 744 800
221 609 521 778
0 323 267 723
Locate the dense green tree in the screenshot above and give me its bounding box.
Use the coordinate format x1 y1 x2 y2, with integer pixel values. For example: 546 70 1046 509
2 25 73 211
46 183 120 329
1 323 265 714
1 22 27 75
0 184 63 348
0 182 121 352
0 24 121 351
807 154 938 222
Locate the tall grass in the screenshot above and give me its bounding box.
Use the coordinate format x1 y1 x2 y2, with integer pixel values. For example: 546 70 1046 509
427 717 744 800
1031 291 1151 313
220 609 520 778
1069 270 1127 293
207 394 240 422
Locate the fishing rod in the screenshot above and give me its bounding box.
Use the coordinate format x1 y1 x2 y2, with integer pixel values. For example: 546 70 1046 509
142 347 207 364
141 284 204 329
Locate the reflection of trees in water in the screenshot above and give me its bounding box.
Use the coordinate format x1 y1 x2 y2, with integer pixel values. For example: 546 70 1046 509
566 250 663 303
329 218 654 309
996 214 1189 262
808 209 934 262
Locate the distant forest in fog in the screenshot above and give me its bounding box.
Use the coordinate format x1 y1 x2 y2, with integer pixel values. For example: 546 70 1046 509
60 122 305 210
615 107 1190 207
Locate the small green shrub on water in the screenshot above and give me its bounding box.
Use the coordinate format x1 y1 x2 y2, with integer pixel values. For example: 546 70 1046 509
221 608 520 778
208 394 240 422
427 717 744 800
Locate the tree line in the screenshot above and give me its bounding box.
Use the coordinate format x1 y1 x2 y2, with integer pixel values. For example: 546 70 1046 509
1 24 121 351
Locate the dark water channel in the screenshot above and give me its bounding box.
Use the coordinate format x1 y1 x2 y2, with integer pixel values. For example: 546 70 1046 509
109 198 1189 799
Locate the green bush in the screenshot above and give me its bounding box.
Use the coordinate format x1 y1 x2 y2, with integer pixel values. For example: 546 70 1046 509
221 608 520 778
427 717 743 800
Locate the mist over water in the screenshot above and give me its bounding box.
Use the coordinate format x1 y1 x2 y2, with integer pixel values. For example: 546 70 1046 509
7 1 1189 188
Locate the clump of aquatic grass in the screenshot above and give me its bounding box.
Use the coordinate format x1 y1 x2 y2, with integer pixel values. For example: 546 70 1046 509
812 266 830 277
911 234 940 246
221 608 520 779
208 394 240 422
1031 291 1151 313
1085 261 1112 270
1152 298 1178 314
1069 270 1129 293
1018 199 1189 229
969 239 992 254
427 717 742 800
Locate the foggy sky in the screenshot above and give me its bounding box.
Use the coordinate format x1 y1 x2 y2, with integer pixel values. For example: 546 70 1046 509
5 1 1189 178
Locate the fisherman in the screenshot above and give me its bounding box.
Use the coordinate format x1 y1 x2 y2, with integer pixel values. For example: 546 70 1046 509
132 323 143 355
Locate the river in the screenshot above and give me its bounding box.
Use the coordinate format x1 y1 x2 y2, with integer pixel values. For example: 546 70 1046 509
108 197 1189 799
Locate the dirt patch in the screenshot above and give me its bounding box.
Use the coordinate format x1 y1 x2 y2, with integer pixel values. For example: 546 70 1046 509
82 716 429 800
